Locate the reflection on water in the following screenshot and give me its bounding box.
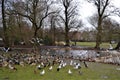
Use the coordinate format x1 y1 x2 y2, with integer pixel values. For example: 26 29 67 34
40 49 98 59
39 48 120 65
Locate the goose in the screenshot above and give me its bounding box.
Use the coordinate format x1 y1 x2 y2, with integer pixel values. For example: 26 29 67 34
68 69 72 74
20 61 24 67
73 62 77 66
77 63 81 69
63 63 67 67
74 63 81 69
8 64 14 70
57 65 61 72
58 65 62 69
40 70 45 75
34 69 37 74
78 71 83 75
83 61 88 68
57 67 60 71
49 66 53 70
8 64 17 71
70 60 73 65
41 62 44 66
116 68 120 70
3 47 10 52
37 65 41 70
109 44 113 50
74 65 78 69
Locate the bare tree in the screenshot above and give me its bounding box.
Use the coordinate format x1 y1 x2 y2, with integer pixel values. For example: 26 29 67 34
12 0 56 39
58 0 80 46
87 0 114 49
113 8 120 49
49 15 58 45
1 0 10 48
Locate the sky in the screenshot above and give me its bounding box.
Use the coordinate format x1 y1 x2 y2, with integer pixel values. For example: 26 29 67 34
0 0 120 28
79 0 120 28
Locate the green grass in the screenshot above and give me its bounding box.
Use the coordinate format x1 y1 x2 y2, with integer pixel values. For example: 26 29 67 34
71 42 117 49
0 62 120 80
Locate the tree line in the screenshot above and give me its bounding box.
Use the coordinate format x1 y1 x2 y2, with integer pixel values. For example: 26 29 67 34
0 0 120 49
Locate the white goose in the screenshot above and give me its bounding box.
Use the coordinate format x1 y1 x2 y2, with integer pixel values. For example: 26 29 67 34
74 65 78 69
8 64 14 70
70 60 73 66
49 66 53 70
37 64 41 69
58 65 62 69
41 62 44 66
68 69 72 74
63 63 67 67
40 70 45 75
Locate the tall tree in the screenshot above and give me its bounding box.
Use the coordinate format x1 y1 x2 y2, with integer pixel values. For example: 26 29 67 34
58 0 80 46
87 0 113 49
113 9 120 49
1 0 9 48
49 15 58 45
12 0 56 39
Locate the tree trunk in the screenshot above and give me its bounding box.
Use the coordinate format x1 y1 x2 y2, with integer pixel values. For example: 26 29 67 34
53 26 56 45
65 20 70 46
34 28 38 38
95 17 102 49
115 41 120 50
2 0 9 48
65 5 69 46
65 29 69 46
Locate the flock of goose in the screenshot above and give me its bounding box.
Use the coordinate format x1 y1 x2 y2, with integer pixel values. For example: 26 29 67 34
1 47 119 76
0 49 89 76
35 59 87 75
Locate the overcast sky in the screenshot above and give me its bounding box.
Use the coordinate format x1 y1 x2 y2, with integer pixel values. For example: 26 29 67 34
79 0 120 28
0 0 120 28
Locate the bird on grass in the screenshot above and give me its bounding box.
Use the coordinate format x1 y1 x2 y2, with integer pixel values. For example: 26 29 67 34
49 66 53 70
70 60 73 66
68 69 72 74
62 63 67 67
83 61 88 68
34 69 37 74
3 47 10 52
40 70 45 75
57 67 60 72
78 71 83 75
74 63 81 69
8 64 17 71
37 65 41 70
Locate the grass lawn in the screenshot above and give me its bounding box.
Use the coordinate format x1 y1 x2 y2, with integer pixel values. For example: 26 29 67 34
0 62 120 80
72 42 117 49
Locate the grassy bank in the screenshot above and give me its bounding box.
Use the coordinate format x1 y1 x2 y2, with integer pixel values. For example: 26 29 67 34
0 62 120 80
72 42 117 49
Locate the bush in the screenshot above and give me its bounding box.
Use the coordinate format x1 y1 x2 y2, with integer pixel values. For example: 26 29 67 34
43 35 52 45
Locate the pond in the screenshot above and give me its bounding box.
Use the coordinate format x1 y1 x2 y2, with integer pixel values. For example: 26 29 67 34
39 48 98 60
39 47 120 65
